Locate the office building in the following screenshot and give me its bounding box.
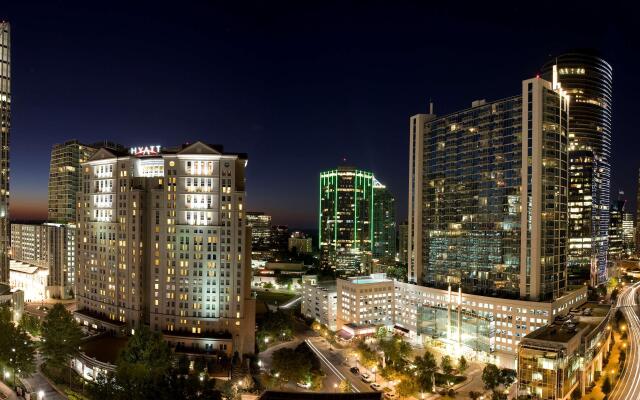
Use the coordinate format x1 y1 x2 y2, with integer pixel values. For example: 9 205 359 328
9 260 48 302
336 273 394 334
542 52 613 285
622 212 635 256
0 282 23 323
608 191 625 260
246 211 272 260
408 77 569 301
398 221 408 264
10 223 76 298
74 141 255 356
270 224 289 254
0 22 10 283
517 303 612 400
48 140 98 223
372 179 396 261
301 275 337 330
288 231 312 254
319 166 374 272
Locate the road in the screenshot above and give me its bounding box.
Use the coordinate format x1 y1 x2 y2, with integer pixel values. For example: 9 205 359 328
21 354 64 400
609 281 640 400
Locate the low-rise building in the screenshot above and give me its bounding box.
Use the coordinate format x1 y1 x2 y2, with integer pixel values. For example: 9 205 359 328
0 282 24 322
301 275 337 330
336 273 394 336
517 302 612 400
9 260 48 302
288 231 312 255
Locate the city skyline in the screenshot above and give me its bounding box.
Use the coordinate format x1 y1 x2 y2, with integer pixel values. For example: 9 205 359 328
3 2 640 229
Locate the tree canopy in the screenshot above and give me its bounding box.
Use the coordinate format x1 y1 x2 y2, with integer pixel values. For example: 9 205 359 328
40 303 83 368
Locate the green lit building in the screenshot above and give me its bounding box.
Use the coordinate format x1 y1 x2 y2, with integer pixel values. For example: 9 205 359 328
319 167 374 272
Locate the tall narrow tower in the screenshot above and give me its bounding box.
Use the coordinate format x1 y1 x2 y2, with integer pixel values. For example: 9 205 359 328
0 22 10 283
542 51 613 286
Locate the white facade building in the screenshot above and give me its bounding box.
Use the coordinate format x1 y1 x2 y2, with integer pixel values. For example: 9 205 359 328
74 141 255 356
301 275 337 330
9 260 48 302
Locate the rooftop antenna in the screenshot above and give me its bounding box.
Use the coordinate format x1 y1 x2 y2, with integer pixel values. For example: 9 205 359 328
429 99 434 115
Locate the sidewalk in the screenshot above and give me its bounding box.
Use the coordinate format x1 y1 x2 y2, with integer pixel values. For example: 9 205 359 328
0 380 18 400
584 332 622 400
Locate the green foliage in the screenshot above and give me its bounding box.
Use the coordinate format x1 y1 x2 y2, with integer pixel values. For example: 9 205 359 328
176 354 190 375
19 314 42 336
491 390 507 400
458 355 468 375
257 309 293 349
0 304 36 379
482 364 501 390
41 304 83 368
270 342 323 386
396 375 419 397
338 379 351 393
440 355 453 377
375 326 388 340
414 351 438 392
499 368 516 387
355 340 378 368
379 335 411 370
469 391 482 400
115 326 174 400
193 356 207 373
602 376 612 395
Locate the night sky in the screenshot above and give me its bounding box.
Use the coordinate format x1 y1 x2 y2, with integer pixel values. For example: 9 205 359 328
3 1 640 228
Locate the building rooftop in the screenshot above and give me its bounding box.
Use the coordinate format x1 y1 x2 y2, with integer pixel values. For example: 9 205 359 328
10 260 45 275
346 273 392 285
81 335 129 365
522 302 611 345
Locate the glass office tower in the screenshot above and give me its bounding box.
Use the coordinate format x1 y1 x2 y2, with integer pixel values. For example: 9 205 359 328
319 166 374 272
372 178 396 260
408 77 569 301
542 51 613 285
0 22 9 283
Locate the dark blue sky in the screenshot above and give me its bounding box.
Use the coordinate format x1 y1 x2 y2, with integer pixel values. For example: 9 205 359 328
3 1 640 227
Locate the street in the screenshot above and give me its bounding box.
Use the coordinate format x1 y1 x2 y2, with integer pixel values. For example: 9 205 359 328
609 281 640 400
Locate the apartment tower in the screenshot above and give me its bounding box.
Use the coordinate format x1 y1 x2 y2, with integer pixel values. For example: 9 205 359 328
0 22 9 283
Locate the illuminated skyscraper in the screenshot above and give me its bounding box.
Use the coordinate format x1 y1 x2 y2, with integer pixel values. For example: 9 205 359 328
75 142 255 355
408 77 570 301
319 166 374 272
608 191 625 260
372 178 396 260
542 51 613 285
0 22 9 283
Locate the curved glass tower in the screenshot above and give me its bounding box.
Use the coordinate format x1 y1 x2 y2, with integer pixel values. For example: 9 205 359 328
0 22 10 283
542 51 613 286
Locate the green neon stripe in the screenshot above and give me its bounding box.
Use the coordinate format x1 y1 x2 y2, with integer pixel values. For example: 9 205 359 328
370 175 374 253
333 172 337 251
318 174 322 251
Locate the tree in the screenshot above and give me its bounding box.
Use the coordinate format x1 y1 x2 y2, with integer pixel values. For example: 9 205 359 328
338 379 351 393
176 354 190 375
0 306 36 380
271 347 310 383
440 355 453 377
469 391 482 400
356 340 378 369
19 314 42 336
379 335 411 370
115 326 174 400
375 326 388 340
482 364 501 390
40 303 83 369
602 376 612 396
414 352 438 393
491 390 507 400
499 368 517 387
458 355 469 375
193 357 207 374
396 375 419 397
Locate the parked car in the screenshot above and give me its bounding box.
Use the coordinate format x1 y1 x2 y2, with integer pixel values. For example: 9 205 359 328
361 374 373 383
296 381 311 389
384 393 397 399
350 367 360 374
370 383 382 391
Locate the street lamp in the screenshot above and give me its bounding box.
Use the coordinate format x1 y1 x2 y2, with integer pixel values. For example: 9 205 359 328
333 383 338 392
37 390 44 400
372 366 377 383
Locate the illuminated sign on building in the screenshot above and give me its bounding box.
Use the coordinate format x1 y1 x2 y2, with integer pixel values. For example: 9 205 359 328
130 145 161 157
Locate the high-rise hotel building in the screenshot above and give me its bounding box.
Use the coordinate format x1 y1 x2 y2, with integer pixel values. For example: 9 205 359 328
542 52 613 286
74 142 255 356
0 22 10 283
